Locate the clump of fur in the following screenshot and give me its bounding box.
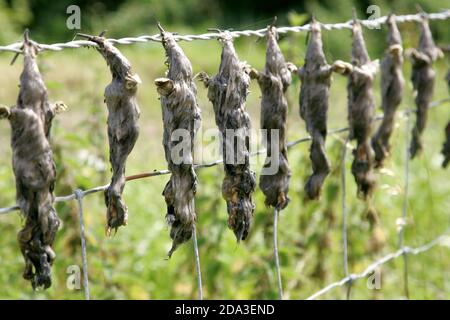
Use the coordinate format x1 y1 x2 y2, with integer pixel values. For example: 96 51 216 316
250 24 294 208
1 31 62 289
371 14 405 168
345 18 379 199
78 33 141 235
198 32 256 241
155 24 201 257
408 16 442 158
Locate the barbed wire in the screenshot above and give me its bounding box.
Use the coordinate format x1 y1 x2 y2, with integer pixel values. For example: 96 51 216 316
306 231 450 300
0 10 448 54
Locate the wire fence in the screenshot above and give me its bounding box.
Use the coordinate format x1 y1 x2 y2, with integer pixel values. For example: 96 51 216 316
0 10 449 53
0 9 449 300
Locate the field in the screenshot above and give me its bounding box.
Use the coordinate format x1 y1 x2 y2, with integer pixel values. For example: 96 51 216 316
0 21 449 299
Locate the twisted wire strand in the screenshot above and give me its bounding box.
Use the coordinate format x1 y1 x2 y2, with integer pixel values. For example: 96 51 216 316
306 231 450 300
74 190 90 300
0 11 448 53
340 136 352 299
192 225 203 300
399 110 412 299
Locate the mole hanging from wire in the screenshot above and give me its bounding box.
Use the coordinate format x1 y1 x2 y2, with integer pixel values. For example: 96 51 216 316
249 19 296 209
408 9 443 159
296 17 352 200
371 14 405 168
198 31 256 242
155 24 202 257
77 32 141 235
341 11 380 199
0 30 66 290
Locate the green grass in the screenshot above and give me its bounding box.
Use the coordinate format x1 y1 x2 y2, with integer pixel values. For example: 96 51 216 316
0 32 449 300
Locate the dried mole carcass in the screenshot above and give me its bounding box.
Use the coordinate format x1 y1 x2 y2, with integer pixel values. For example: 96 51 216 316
371 14 404 168
78 33 141 235
0 32 64 289
408 15 442 158
198 32 256 241
250 24 295 209
155 24 201 257
345 18 379 199
297 18 353 200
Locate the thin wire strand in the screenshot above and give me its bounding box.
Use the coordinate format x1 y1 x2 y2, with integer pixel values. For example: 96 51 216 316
306 231 450 300
340 136 352 300
74 189 90 300
399 110 412 299
273 207 283 300
192 225 203 300
0 11 448 53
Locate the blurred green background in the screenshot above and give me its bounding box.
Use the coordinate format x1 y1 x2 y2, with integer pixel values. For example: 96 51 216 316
0 0 449 300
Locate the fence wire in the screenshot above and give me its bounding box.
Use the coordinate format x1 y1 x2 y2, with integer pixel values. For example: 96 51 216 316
0 10 448 53
74 190 90 300
399 111 412 299
273 207 283 300
306 231 450 300
340 136 352 299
